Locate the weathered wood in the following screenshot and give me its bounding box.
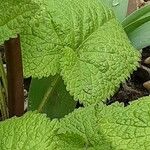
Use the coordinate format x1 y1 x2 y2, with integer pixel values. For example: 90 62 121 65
4 35 24 117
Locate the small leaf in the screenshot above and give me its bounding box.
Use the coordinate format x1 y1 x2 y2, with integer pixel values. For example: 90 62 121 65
57 105 98 149
58 96 150 149
0 112 58 150
29 75 76 119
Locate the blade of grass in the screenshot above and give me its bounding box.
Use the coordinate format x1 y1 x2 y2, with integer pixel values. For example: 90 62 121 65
37 75 60 112
122 4 150 27
128 21 150 50
124 15 150 33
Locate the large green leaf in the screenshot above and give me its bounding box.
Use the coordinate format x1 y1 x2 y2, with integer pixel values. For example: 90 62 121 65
58 96 150 149
0 0 39 44
2 0 140 105
21 0 114 77
0 112 58 150
60 18 140 105
29 75 76 119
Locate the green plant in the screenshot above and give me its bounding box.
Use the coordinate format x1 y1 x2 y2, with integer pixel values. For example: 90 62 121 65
1 96 150 149
0 0 150 149
0 53 8 119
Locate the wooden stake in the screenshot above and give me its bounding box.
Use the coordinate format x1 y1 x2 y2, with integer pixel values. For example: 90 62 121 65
4 35 24 117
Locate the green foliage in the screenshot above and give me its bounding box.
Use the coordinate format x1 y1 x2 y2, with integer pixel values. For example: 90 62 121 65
0 0 140 105
0 57 8 119
122 5 150 49
101 1 150 50
60 19 139 105
21 0 115 78
22 0 139 105
1 0 141 106
29 75 76 119
0 112 59 150
1 1 150 149
122 5 150 31
58 96 150 149
1 97 150 149
0 0 39 44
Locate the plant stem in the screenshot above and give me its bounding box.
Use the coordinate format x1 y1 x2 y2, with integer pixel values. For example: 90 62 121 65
0 82 9 120
4 35 24 117
0 53 9 120
0 54 8 100
38 75 60 112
